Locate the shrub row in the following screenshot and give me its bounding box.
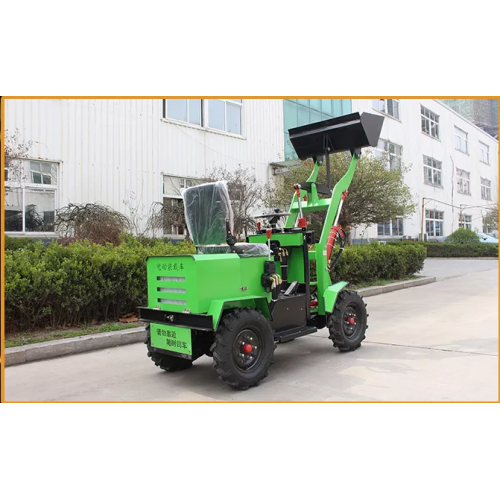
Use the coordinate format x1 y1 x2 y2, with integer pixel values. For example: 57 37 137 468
5 236 195 333
387 241 498 258
5 238 426 333
329 242 426 284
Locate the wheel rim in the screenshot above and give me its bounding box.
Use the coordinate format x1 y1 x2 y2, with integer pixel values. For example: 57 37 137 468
343 305 362 338
233 328 262 371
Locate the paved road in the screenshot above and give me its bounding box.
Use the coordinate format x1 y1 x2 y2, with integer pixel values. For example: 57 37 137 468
5 259 498 402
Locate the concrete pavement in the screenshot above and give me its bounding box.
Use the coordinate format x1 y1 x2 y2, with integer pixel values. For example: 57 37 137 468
5 259 498 402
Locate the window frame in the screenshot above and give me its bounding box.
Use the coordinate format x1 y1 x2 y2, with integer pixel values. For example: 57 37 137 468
479 141 490 165
205 99 243 135
372 99 400 120
425 210 444 237
423 155 443 187
456 168 471 195
459 213 472 230
162 99 244 137
4 159 59 235
377 218 404 237
164 99 203 127
375 139 403 170
454 126 469 154
481 177 492 200
421 105 440 139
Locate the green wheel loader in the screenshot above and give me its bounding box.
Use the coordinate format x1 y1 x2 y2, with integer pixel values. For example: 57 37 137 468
139 112 384 389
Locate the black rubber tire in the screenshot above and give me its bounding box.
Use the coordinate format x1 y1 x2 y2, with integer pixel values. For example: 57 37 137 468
145 325 193 372
327 290 368 352
211 308 274 390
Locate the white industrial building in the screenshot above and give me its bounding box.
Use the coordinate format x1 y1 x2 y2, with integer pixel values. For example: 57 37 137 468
4 98 498 240
351 99 498 240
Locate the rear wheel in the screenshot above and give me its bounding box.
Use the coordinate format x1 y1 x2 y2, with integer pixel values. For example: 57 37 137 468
211 308 274 390
327 291 368 352
145 325 193 372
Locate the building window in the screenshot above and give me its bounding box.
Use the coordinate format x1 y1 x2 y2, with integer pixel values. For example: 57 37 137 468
426 210 444 237
207 99 242 134
479 141 490 164
372 99 400 120
421 105 440 139
283 99 352 160
423 156 442 186
456 168 471 195
165 99 202 126
378 219 404 237
4 160 58 233
454 127 468 153
162 175 199 236
459 214 472 230
481 178 491 200
375 139 403 170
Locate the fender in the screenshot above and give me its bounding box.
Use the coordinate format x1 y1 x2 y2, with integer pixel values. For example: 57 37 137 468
323 281 349 314
208 297 272 330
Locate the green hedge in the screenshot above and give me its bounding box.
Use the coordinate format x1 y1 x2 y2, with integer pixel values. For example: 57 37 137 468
387 241 498 258
4 236 38 251
5 236 195 333
329 242 426 284
5 238 426 333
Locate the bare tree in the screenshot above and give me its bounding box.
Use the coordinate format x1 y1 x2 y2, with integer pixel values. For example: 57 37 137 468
204 165 264 240
4 129 33 184
54 203 131 246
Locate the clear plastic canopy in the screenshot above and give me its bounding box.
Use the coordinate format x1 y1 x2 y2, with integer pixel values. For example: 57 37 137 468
182 181 234 246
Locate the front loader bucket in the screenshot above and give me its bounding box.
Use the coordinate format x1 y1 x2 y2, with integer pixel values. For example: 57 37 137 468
289 112 384 161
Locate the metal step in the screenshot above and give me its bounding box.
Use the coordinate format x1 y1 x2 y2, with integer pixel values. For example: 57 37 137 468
274 325 318 343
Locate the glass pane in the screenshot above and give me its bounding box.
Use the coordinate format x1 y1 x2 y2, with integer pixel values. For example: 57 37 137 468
297 105 310 127
208 99 225 131
42 175 52 185
41 163 52 173
332 100 343 117
30 161 40 172
32 172 42 184
310 110 322 124
25 189 55 232
322 100 333 115
310 99 322 111
167 99 188 122
228 99 242 103
297 99 309 107
226 103 241 134
284 100 298 132
342 99 352 114
5 187 23 231
188 99 201 125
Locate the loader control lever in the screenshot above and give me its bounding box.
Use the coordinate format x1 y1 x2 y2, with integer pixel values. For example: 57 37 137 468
294 184 307 228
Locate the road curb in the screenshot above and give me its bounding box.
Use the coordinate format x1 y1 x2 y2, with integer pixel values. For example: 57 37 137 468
357 276 436 297
5 327 148 367
5 277 437 367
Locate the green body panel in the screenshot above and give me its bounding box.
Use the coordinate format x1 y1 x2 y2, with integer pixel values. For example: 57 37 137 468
208 297 271 330
147 253 271 348
323 281 349 313
150 323 192 355
147 253 270 315
248 232 304 247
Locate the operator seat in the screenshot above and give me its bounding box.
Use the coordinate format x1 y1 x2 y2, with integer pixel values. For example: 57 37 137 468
182 181 269 258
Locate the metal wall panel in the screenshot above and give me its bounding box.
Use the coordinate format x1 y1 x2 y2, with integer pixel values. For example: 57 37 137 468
5 98 285 233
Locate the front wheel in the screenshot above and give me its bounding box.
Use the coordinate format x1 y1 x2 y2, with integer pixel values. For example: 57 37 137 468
211 308 274 390
327 291 368 352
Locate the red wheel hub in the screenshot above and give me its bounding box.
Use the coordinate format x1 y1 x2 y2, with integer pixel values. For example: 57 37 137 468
347 317 355 325
242 343 253 354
